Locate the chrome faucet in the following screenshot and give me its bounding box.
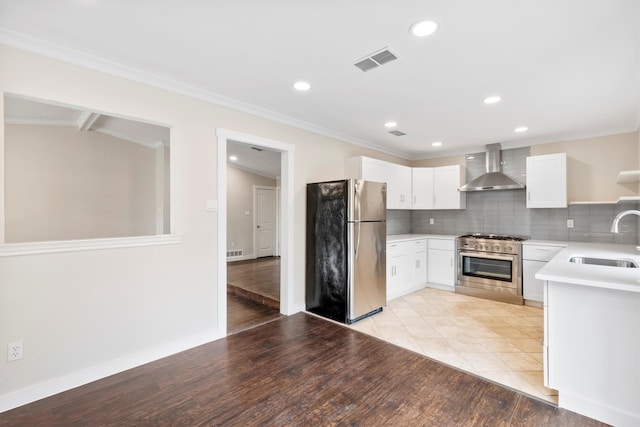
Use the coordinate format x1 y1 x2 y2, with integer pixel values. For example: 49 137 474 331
610 210 640 233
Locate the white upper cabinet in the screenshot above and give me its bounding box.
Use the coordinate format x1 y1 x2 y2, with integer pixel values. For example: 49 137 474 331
347 157 464 210
412 167 434 209
346 156 412 209
526 153 567 208
386 162 413 209
433 165 466 209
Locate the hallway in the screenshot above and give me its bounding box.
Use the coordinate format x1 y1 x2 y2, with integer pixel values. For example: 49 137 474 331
227 257 281 334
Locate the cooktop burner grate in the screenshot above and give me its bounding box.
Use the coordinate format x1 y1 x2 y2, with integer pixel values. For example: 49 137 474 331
458 233 528 242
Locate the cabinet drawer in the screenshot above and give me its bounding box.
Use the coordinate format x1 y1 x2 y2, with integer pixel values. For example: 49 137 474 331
410 238 427 252
387 241 410 256
523 244 564 262
428 238 454 251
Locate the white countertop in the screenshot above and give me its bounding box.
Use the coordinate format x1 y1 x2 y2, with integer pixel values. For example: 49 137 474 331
387 234 457 243
536 242 640 293
524 240 568 247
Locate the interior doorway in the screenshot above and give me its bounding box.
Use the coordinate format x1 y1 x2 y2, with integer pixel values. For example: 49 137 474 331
254 186 276 258
216 128 295 336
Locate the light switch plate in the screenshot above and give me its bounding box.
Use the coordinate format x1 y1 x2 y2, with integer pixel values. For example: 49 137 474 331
205 199 217 212
567 219 574 228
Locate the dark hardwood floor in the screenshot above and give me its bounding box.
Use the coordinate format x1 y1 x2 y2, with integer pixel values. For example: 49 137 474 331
0 313 606 426
227 257 280 309
227 293 282 335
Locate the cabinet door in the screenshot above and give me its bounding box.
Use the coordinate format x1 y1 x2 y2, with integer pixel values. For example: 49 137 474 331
526 153 567 208
410 239 428 286
386 162 412 209
523 259 545 302
360 157 388 183
412 168 434 209
387 243 409 300
360 158 411 209
434 165 465 209
427 249 455 286
412 250 427 286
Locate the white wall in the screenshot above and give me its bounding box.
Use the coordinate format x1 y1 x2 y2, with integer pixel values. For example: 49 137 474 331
226 165 276 256
5 124 159 242
0 44 406 409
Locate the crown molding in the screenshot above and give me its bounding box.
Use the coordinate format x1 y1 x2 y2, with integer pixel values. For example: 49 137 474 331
0 28 410 160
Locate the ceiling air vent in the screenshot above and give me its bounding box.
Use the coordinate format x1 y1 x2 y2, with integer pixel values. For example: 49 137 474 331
389 130 406 136
354 48 398 72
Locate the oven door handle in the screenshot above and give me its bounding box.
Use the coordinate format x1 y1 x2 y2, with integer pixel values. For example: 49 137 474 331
458 251 517 261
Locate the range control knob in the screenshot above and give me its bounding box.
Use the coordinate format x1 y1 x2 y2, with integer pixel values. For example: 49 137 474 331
506 246 513 252
494 245 501 251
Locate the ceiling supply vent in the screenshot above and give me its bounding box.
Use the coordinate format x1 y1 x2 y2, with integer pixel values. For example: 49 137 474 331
354 48 398 72
389 130 406 136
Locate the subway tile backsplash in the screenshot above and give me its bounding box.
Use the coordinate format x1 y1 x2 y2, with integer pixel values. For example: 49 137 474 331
385 145 639 245
405 196 639 245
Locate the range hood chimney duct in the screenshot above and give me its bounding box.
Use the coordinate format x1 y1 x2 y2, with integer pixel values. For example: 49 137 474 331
459 143 525 192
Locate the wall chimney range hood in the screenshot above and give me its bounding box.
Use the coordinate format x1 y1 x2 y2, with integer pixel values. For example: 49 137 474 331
459 143 525 192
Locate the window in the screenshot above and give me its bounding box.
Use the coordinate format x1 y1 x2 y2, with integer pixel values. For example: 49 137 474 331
2 94 171 245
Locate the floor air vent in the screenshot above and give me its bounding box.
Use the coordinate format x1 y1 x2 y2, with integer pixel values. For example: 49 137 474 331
227 249 244 258
354 48 398 72
389 130 406 136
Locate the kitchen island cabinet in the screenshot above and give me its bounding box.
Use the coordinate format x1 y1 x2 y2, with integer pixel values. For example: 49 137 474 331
537 243 640 426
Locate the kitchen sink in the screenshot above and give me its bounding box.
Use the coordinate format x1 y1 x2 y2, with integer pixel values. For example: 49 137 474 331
569 256 638 268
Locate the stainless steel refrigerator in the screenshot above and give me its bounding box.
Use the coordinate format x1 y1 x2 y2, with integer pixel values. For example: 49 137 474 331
306 179 386 324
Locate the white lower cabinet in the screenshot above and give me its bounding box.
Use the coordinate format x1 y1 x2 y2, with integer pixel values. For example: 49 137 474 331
387 238 427 300
427 238 455 288
522 243 565 302
544 280 640 426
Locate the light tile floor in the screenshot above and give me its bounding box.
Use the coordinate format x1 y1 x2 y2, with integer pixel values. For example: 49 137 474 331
350 287 558 404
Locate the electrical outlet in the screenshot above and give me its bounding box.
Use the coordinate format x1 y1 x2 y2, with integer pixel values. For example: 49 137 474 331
7 341 23 362
567 219 574 228
429 218 435 225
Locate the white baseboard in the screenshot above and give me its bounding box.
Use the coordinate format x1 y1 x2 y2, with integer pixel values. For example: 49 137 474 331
426 283 455 292
226 254 256 262
559 390 639 427
0 328 225 413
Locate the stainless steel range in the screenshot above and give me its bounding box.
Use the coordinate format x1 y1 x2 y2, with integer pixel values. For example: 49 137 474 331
456 234 528 304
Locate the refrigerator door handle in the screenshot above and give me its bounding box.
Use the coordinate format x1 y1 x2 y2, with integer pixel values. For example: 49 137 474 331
355 221 361 258
354 181 362 257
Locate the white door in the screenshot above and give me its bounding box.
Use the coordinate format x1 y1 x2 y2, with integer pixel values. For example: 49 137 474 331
255 187 276 258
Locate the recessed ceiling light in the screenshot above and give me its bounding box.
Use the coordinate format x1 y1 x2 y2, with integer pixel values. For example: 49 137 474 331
229 155 238 161
384 121 397 128
410 20 438 37
483 96 502 104
432 141 443 147
514 126 529 133
293 81 310 91
467 155 475 160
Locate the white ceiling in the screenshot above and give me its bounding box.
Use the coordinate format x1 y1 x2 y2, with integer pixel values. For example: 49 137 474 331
227 140 281 178
0 0 638 159
4 95 170 148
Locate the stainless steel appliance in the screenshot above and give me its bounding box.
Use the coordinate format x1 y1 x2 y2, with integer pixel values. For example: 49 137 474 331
306 179 386 324
459 143 525 192
456 233 528 304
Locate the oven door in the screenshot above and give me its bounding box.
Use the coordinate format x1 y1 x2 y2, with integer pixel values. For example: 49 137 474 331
458 251 518 290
